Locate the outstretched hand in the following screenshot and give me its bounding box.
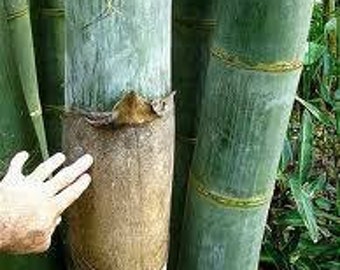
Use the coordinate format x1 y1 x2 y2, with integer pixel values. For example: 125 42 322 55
0 151 93 254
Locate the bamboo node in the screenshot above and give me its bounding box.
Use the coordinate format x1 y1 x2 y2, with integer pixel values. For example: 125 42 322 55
175 18 217 31
82 0 123 30
30 109 42 118
211 47 303 73
176 134 197 144
6 5 29 21
190 175 272 209
40 8 65 17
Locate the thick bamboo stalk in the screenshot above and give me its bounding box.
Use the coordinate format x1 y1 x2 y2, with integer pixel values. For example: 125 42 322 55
169 1 216 269
64 1 173 269
177 1 314 269
4 0 49 160
0 2 58 269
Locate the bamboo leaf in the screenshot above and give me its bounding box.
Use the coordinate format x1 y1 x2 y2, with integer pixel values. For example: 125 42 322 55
335 89 340 135
296 257 321 270
298 110 313 183
282 230 301 255
324 17 336 34
277 210 305 227
289 176 319 243
263 242 291 270
316 75 334 107
305 173 326 197
279 136 293 172
295 95 335 126
303 42 326 66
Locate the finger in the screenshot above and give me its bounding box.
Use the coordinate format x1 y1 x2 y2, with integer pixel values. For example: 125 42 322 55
55 216 62 226
54 174 91 215
26 153 66 182
44 154 93 195
7 151 29 176
31 237 52 254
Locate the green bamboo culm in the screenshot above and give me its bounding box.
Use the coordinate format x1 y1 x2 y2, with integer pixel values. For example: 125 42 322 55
0 1 38 179
169 0 216 269
177 1 314 269
0 1 58 269
64 0 174 269
31 0 65 154
4 0 49 160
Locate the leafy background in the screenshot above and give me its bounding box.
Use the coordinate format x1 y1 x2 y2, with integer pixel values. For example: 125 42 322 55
260 2 340 269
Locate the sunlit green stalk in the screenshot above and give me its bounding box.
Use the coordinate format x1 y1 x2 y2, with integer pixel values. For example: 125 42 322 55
0 1 57 269
4 0 49 160
32 0 65 154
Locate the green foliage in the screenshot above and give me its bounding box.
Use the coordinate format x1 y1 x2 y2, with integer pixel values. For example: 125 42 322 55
260 2 339 269
303 42 326 66
298 110 314 183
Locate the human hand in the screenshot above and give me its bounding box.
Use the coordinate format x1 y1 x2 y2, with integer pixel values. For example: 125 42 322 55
0 151 93 254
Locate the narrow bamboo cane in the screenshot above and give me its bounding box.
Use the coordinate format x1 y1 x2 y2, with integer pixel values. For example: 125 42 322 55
178 1 314 269
4 0 49 160
32 0 65 154
30 1 67 269
0 2 58 269
63 1 173 269
169 1 216 269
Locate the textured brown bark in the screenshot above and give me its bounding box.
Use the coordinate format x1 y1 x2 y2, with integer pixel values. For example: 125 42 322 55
63 95 174 270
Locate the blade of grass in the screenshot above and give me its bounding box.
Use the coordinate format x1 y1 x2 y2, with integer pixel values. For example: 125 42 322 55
299 110 313 182
279 136 293 172
295 95 336 126
303 42 326 66
262 241 291 270
305 173 327 197
289 176 319 242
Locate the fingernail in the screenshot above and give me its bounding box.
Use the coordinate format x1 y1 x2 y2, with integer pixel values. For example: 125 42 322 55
54 152 66 161
56 216 62 226
19 151 29 158
81 154 94 165
83 173 91 180
81 174 92 185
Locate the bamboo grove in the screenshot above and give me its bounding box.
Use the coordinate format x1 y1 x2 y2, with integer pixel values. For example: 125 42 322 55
0 0 329 269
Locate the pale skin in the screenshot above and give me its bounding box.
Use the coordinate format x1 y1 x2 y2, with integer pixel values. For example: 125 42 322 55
0 151 93 254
